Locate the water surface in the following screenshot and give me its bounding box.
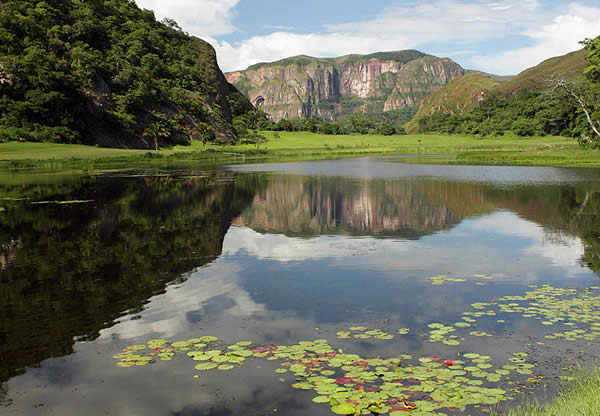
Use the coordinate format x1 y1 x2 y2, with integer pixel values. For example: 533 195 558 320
2 158 600 415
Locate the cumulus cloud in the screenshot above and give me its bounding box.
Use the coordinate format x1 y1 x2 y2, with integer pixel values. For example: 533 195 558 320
469 3 600 74
208 1 599 75
133 1 600 74
135 0 239 37
210 0 555 72
212 32 405 72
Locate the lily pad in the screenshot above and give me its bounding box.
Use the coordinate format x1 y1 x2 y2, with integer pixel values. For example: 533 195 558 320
194 362 217 371
331 402 357 415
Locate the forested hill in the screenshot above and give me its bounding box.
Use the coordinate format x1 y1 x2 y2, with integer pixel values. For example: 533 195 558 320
406 45 596 138
0 0 253 148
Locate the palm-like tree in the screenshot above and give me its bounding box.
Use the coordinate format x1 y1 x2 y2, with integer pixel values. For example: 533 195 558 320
143 121 169 151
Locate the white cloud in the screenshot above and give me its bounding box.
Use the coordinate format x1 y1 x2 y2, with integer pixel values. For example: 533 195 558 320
212 32 405 72
135 0 239 37
470 3 600 74
206 0 600 76
468 211 586 272
211 0 556 72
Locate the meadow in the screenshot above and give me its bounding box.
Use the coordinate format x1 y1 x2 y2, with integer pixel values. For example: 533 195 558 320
0 131 597 170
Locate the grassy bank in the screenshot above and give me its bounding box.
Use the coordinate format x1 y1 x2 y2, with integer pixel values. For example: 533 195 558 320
0 131 596 170
500 368 600 416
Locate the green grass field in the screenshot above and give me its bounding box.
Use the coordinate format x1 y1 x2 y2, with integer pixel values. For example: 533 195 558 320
0 132 597 169
499 369 600 416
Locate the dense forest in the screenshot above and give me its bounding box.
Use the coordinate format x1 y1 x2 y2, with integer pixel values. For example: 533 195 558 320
412 36 600 146
0 0 254 148
232 111 409 137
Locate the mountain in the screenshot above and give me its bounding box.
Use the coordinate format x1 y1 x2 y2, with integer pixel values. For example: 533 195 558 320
0 0 253 148
406 48 589 134
226 51 465 122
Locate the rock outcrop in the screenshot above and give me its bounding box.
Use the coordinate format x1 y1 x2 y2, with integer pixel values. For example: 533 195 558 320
226 51 465 121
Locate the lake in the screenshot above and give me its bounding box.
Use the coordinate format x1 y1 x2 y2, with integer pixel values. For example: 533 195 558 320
1 157 600 416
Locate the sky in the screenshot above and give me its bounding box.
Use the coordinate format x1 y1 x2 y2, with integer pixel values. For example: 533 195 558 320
135 0 600 75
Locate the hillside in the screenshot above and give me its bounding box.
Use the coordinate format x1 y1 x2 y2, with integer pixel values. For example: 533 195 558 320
406 74 501 131
496 49 588 95
226 50 465 122
407 47 591 135
0 0 253 148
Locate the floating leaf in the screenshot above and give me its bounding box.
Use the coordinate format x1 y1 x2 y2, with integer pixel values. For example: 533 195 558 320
194 362 217 371
312 396 330 404
331 402 356 415
200 336 218 342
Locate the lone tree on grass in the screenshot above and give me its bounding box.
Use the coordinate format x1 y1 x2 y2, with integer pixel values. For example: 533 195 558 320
143 120 170 151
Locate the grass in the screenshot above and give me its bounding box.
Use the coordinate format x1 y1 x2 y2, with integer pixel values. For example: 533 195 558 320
499 368 600 416
0 131 597 170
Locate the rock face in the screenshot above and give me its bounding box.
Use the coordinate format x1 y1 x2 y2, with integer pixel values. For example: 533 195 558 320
226 51 465 121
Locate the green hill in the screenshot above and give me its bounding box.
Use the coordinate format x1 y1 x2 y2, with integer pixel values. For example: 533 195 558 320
496 49 588 96
407 47 592 137
0 0 253 148
406 74 501 132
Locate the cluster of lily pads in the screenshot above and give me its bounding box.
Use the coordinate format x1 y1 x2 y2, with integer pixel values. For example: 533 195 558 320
455 285 600 342
426 274 495 286
112 282 600 415
111 336 247 369
337 327 395 340
426 323 462 346
114 336 533 416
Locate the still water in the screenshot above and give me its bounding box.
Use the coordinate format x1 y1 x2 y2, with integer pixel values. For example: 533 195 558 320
1 157 600 415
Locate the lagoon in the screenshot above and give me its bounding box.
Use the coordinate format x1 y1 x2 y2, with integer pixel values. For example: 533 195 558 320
1 157 600 415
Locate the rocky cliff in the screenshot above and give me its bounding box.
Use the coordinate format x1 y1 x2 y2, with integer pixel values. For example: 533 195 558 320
226 51 465 121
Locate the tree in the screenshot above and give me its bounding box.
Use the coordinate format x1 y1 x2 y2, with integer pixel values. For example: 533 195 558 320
547 75 600 145
241 131 269 151
546 36 600 147
377 123 396 136
143 120 170 151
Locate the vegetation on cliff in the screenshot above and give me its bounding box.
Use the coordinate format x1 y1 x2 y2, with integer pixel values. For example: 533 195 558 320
0 0 253 148
245 50 427 71
408 41 600 144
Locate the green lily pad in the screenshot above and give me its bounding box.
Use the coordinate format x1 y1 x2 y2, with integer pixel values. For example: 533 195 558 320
194 362 217 371
331 402 356 415
312 396 330 403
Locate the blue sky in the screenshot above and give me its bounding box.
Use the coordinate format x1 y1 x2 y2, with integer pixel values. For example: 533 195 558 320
136 0 600 75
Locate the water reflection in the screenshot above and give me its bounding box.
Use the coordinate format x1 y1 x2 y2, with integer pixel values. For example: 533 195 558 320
2 161 600 415
0 170 258 382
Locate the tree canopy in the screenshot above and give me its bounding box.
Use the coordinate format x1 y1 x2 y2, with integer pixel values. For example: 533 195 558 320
0 0 252 147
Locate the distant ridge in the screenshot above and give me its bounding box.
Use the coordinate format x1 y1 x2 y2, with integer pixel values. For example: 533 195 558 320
245 50 428 71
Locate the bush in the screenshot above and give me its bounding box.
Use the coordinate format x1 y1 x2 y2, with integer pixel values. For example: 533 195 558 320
512 119 535 137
